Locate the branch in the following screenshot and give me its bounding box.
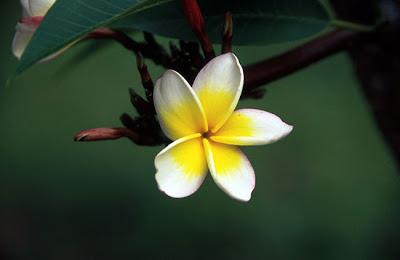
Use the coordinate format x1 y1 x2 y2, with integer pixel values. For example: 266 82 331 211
89 28 171 67
243 29 357 92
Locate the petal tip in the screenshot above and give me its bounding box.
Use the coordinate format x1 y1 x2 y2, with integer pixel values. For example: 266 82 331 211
162 69 179 77
161 69 188 82
225 187 254 202
285 122 294 131
235 192 253 202
155 171 193 199
283 123 294 137
220 52 238 61
215 169 255 202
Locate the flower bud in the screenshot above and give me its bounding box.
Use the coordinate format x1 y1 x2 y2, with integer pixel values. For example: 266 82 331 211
74 128 138 142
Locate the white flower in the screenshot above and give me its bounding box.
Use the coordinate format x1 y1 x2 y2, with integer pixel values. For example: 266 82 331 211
12 0 56 59
153 53 293 201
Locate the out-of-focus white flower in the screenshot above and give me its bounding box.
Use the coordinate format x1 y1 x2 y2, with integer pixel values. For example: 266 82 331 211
12 0 57 59
153 53 293 201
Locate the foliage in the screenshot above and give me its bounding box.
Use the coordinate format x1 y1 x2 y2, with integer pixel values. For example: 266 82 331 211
16 0 330 74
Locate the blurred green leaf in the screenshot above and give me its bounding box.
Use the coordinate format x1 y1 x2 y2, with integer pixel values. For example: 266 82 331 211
16 0 330 76
16 0 172 75
115 0 331 45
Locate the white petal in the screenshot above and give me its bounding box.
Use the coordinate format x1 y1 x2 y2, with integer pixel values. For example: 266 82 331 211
20 0 32 17
155 134 208 198
193 53 244 132
211 109 293 145
154 70 207 141
12 22 36 59
28 0 56 16
203 139 255 201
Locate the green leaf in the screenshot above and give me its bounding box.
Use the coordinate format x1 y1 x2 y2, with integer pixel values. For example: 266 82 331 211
16 0 330 75
115 0 331 45
16 0 173 75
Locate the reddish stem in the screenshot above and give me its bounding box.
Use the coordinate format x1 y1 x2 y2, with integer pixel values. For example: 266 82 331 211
89 28 140 52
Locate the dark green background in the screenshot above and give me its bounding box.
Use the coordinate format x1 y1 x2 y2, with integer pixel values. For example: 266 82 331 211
1 1 399 259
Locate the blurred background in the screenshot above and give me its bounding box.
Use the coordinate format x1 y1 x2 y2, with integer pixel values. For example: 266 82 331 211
1 0 399 259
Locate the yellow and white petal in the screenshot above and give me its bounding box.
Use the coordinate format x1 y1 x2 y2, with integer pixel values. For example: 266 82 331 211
154 70 207 140
12 22 36 59
193 53 244 132
155 134 208 198
203 139 255 201
28 0 56 17
211 109 293 146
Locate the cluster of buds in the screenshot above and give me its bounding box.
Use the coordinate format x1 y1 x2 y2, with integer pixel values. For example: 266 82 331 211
12 1 269 147
75 1 240 146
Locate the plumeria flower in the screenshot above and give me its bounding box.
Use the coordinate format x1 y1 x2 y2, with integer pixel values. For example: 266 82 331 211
154 53 293 201
12 0 58 59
